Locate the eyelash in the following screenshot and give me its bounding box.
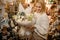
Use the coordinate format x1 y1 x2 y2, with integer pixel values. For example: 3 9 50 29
36 6 41 8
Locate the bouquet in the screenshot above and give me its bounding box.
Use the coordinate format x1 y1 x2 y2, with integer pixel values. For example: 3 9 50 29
13 12 34 26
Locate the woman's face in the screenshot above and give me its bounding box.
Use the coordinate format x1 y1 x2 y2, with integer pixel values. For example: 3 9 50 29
35 3 42 13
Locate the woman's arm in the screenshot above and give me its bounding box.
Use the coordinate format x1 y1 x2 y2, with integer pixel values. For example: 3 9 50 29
34 14 49 35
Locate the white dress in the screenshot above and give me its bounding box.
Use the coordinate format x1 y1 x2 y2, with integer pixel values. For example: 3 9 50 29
34 12 49 39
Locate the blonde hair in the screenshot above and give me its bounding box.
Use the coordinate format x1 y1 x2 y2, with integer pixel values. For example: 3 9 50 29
34 0 46 12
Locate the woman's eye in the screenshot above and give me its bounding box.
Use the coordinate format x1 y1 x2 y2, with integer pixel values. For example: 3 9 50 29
38 6 41 8
36 6 41 8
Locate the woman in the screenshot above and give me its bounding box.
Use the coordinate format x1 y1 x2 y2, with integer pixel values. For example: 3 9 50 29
33 0 49 40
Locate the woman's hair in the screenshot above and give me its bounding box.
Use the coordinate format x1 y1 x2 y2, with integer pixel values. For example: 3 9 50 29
58 9 60 13
34 0 46 12
50 5 57 9
0 9 2 11
0 9 1 10
53 1 56 4
30 0 35 3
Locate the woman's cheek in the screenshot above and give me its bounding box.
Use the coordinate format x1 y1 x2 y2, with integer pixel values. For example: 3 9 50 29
37 8 41 12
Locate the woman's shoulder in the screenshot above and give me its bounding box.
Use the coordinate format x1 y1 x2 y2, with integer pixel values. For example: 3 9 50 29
40 12 48 18
41 13 49 21
42 12 47 16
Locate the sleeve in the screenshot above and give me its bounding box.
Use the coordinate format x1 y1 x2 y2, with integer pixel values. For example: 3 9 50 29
34 14 49 35
40 15 49 34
